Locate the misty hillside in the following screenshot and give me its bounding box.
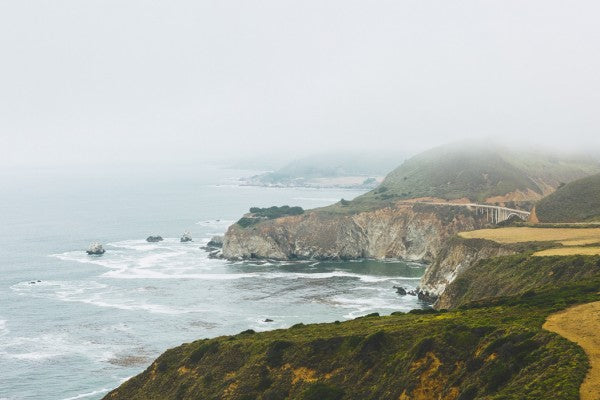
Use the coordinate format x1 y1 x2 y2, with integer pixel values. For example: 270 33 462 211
245 152 406 188
535 173 600 222
347 143 600 207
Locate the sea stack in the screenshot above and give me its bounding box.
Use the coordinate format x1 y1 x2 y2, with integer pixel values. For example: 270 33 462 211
180 232 193 242
207 235 224 248
86 243 105 255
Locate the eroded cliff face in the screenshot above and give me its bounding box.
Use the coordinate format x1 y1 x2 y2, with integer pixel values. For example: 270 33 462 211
223 203 488 263
418 238 518 309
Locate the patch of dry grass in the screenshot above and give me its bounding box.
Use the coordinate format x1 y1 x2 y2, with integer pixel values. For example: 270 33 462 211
459 227 600 245
558 239 600 246
533 247 600 257
544 301 600 400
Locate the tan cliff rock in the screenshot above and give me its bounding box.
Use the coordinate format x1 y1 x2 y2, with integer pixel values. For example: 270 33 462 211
420 238 518 309
222 203 490 263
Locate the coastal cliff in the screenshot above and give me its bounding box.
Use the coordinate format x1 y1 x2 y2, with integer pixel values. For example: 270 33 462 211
436 253 600 310
223 203 489 262
418 238 519 304
223 143 598 264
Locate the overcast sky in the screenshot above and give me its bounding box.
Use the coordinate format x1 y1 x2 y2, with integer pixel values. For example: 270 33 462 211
1 1 599 168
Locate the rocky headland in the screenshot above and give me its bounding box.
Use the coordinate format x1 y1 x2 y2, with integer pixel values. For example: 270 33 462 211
223 203 490 262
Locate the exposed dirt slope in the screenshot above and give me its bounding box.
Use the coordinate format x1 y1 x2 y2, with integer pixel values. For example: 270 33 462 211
544 301 600 400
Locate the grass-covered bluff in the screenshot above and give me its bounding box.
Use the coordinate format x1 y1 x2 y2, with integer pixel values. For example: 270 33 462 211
535 172 600 223
438 253 600 309
105 255 600 400
237 206 304 228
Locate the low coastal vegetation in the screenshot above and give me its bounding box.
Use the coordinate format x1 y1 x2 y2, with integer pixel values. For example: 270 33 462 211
105 265 600 399
237 206 304 228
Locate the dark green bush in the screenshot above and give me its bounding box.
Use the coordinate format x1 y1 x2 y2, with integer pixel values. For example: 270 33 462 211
188 341 219 363
302 382 344 400
265 340 292 367
237 205 304 227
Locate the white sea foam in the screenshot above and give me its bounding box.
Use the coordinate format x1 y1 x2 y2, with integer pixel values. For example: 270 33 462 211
331 295 410 319
0 332 118 363
101 269 257 280
62 387 110 400
0 319 8 336
262 270 418 282
10 280 207 315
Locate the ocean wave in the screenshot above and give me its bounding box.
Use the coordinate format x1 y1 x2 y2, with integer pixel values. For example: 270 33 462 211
261 271 420 282
0 332 118 363
102 268 421 283
101 269 258 280
62 387 110 400
51 240 218 276
52 242 422 287
0 319 8 336
10 280 207 315
330 295 413 319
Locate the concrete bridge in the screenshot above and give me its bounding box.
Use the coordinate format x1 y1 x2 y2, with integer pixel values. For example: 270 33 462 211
466 203 531 224
403 201 531 224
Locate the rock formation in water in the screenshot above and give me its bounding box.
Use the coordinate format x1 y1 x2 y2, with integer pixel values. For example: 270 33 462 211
146 236 163 243
86 242 105 255
207 235 224 248
180 232 193 243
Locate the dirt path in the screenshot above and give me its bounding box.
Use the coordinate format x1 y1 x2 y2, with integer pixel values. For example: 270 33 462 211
544 301 600 400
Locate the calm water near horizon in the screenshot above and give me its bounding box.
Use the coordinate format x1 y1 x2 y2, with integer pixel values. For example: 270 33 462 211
0 166 428 400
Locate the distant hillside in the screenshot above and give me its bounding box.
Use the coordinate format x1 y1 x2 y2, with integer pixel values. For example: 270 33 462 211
535 173 600 222
350 142 600 207
244 152 406 188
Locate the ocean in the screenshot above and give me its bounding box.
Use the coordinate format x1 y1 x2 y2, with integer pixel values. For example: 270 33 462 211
0 166 427 400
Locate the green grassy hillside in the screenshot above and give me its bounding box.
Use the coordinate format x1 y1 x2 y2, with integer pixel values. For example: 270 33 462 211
535 173 600 222
440 252 600 309
349 143 599 206
105 255 600 400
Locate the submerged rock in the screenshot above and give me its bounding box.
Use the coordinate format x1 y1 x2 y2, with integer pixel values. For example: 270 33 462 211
393 286 407 296
86 243 105 255
264 318 273 322
416 290 437 303
146 236 163 243
180 232 193 243
208 250 222 259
